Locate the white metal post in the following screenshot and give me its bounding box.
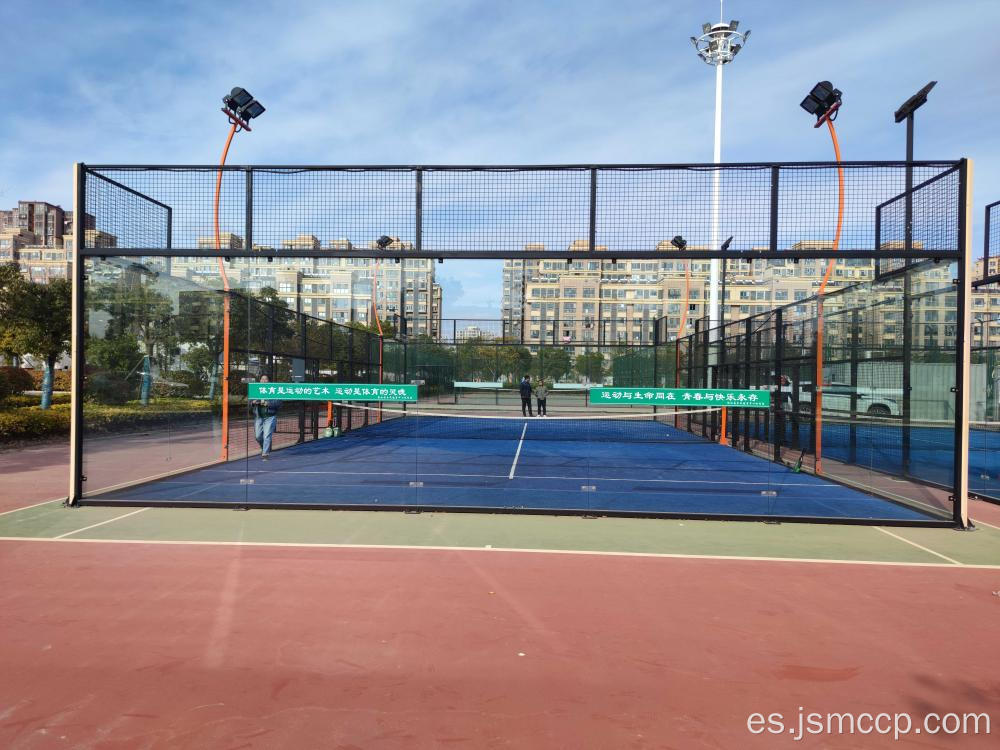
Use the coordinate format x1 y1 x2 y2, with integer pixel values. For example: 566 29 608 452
709 61 723 336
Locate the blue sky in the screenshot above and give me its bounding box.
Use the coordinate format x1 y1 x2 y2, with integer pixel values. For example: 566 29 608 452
1 0 998 317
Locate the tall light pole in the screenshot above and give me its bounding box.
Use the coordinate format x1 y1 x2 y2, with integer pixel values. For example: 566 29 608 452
216 87 265 461
690 6 750 341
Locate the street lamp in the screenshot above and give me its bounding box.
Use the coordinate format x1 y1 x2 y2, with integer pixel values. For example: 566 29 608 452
800 80 845 475
690 7 750 341
215 86 265 461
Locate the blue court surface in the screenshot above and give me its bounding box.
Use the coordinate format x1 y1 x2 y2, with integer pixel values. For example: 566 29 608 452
742 417 1000 493
89 415 945 522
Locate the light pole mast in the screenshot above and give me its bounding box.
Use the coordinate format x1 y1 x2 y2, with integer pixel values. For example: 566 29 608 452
691 4 749 338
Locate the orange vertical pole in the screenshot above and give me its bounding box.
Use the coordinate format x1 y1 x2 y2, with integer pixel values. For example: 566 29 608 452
215 122 237 461
719 406 728 445
814 119 845 474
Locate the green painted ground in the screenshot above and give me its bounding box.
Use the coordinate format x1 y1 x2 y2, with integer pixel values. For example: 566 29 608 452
2 501 999 567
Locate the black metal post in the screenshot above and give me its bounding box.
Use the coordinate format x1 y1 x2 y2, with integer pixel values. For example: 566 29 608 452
245 167 253 251
589 168 597 253
952 159 971 527
901 113 914 474
415 168 423 252
773 308 784 462
743 317 752 452
849 309 860 464
769 166 780 252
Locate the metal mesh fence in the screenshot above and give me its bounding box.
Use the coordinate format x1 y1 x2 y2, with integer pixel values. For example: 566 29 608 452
875 165 961 278
81 163 962 258
981 200 1000 285
671 259 958 516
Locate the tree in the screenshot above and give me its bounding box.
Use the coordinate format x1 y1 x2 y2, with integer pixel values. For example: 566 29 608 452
574 351 606 383
0 263 72 408
534 347 572 382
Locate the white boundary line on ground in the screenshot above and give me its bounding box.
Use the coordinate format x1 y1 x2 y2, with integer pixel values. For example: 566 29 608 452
188 468 843 488
509 424 528 479
0 535 997 569
53 508 149 539
873 526 963 565
0 498 65 517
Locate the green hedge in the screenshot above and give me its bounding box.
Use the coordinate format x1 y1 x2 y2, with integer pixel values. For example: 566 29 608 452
0 368 35 399
1 393 72 409
28 369 72 391
0 398 224 442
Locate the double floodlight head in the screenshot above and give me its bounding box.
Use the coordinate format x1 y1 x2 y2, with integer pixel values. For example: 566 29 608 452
800 81 842 127
690 19 749 66
376 235 394 250
670 235 687 250
222 87 266 128
894 81 937 123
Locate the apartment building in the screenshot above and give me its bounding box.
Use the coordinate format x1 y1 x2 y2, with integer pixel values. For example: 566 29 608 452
168 234 442 338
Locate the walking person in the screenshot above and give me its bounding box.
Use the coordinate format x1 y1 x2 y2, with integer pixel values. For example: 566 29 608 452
519 374 534 417
251 375 281 460
535 379 549 417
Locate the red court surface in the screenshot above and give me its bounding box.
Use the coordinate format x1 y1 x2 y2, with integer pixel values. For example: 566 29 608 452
1 539 997 748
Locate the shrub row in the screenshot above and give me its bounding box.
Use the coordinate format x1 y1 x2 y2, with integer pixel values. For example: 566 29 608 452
0 368 35 399
0 393 72 409
0 398 223 442
28 369 73 391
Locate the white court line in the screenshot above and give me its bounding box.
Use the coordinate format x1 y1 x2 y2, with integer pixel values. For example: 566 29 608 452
54 508 149 539
181 469 841 487
509 423 528 480
874 526 963 565
1 535 999 570
0 497 66 517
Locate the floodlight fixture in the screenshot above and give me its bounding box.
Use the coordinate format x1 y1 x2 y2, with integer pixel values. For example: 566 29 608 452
376 235 394 249
240 100 266 120
670 235 687 250
221 86 265 131
226 87 253 109
721 236 733 251
894 81 937 123
800 81 842 127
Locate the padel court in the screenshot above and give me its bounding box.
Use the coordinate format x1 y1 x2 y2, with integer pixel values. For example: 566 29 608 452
89 407 939 522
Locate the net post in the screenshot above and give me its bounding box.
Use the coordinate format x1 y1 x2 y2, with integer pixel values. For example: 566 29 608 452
773 308 784 463
952 158 973 528
69 162 86 505
719 407 728 446
849 309 860 464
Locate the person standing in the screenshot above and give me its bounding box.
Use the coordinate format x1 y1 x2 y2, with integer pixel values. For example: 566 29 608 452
535 379 549 417
519 374 533 417
251 374 281 460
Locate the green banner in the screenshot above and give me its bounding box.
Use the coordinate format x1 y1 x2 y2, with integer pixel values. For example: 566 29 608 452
590 387 770 408
248 382 417 402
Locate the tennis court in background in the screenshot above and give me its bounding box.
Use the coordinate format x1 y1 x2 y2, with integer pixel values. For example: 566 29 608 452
88 404 941 522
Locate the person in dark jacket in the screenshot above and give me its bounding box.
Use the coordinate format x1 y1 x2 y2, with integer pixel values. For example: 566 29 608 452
519 375 533 417
251 375 281 459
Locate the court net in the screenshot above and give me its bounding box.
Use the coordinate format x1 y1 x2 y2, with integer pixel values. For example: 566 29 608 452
445 382 591 406
336 403 722 443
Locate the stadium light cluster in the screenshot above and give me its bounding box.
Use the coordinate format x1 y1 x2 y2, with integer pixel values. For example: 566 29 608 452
689 20 750 66
222 87 266 128
800 81 842 127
